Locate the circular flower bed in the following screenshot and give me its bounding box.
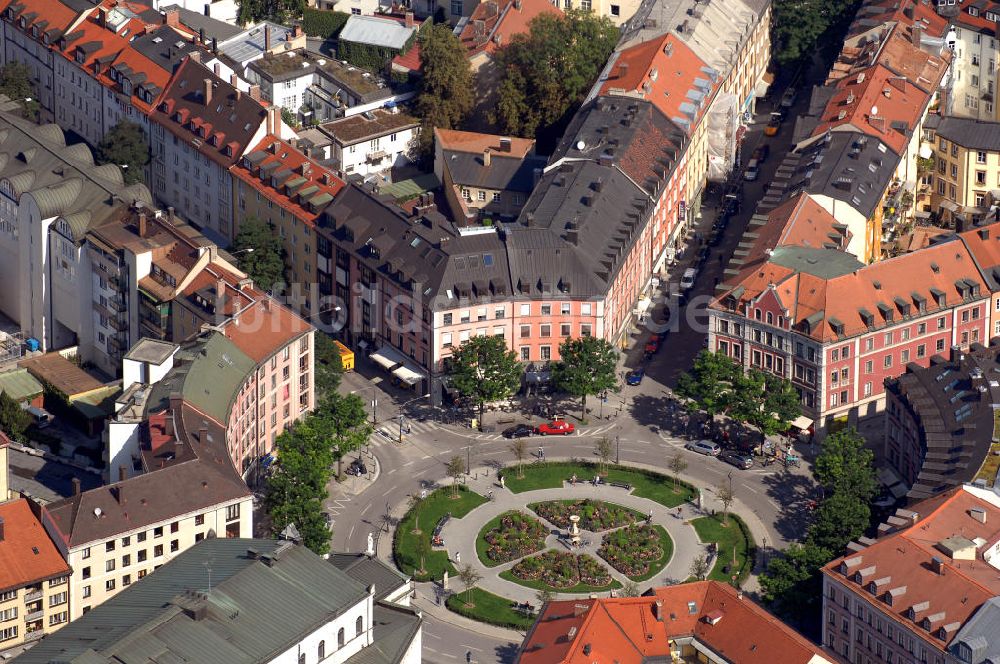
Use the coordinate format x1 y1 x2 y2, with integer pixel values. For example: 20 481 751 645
510 550 613 589
531 499 638 531
481 511 547 564
598 524 666 579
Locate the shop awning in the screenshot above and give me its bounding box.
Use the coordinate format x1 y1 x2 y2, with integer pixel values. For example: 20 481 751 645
392 362 425 386
634 297 652 316
371 344 408 371
790 415 813 431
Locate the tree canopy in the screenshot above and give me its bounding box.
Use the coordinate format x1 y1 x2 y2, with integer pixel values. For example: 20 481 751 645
552 336 618 421
677 351 800 435
96 121 150 185
313 333 344 402
446 335 522 428
414 23 474 157
321 392 371 478
237 0 303 26
0 63 39 121
493 10 618 138
772 0 858 66
761 428 877 622
231 217 287 292
0 391 30 442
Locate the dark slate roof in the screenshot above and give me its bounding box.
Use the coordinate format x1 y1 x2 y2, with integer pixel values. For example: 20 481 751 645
509 96 684 298
443 150 546 192
885 342 1000 502
130 25 204 73
779 130 900 219
13 539 377 664
344 602 422 664
936 116 1000 151
161 4 243 41
152 57 267 167
319 185 511 304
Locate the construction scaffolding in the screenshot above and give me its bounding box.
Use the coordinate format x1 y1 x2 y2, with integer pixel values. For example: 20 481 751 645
0 330 24 367
706 92 739 182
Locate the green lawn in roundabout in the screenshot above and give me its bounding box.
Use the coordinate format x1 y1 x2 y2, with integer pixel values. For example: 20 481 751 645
393 485 487 581
476 510 548 567
598 524 673 582
502 461 696 507
499 549 622 593
446 587 537 631
690 513 755 583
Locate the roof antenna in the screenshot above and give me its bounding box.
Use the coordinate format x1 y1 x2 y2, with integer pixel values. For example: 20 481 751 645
204 560 213 594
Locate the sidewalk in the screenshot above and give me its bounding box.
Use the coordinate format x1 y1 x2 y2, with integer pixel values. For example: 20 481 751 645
411 582 526 641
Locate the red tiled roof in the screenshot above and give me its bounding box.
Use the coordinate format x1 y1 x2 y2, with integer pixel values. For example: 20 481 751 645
823 485 1000 653
812 64 928 155
391 41 421 72
458 0 561 58
519 581 830 664
222 298 312 364
0 499 70 593
231 135 346 226
714 239 989 343
434 128 535 158
599 33 716 134
0 0 85 39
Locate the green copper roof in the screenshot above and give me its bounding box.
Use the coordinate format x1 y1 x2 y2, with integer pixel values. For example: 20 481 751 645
768 245 864 280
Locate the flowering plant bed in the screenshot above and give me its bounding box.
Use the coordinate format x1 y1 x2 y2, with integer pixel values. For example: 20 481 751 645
508 550 613 590
530 499 639 531
598 524 672 581
478 511 548 565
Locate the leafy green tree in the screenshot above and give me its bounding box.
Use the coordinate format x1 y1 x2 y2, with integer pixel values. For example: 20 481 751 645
493 10 617 137
0 63 39 121
716 482 735 526
446 455 466 496
595 436 613 474
458 563 482 606
729 368 801 437
264 418 335 554
807 491 872 554
447 335 522 430
689 554 709 581
759 543 832 620
0 391 30 442
96 121 150 185
313 333 344 401
676 350 740 417
552 336 618 422
667 451 688 493
772 0 858 66
814 427 877 502
280 107 299 129
414 23 474 157
621 581 641 597
320 392 371 480
237 0 303 25
230 217 287 291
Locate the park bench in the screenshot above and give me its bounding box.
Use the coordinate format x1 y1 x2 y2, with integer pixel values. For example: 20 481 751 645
609 481 632 490
431 514 451 546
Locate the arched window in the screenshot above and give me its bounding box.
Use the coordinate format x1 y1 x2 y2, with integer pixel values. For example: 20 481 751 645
766 312 773 325
754 308 762 321
318 641 325 659
356 616 363 636
298 654 305 664
338 627 345 648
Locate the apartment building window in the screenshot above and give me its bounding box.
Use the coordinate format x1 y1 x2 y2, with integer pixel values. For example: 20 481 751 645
170 540 179 553
170 521 179 534
884 354 893 368
442 333 452 347
0 607 15 622
49 575 68 587
122 554 131 567
450 0 462 14
581 324 592 337
540 346 551 360
106 560 115 573
154 526 163 538
49 592 67 607
123 575 132 586
495 307 504 319
520 347 530 361
918 322 927 334
106 579 116 592
938 316 946 329
82 567 91 580
977 170 988 185
581 303 592 315
561 324 571 336
226 504 241 522
863 382 872 397
138 549 147 562
937 339 946 352
195 515 205 526
520 325 531 338
137 532 146 543
106 541 115 553
541 304 552 315
540 324 551 337
901 350 910 363
978 151 988 164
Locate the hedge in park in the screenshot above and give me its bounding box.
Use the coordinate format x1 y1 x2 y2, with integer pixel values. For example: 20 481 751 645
510 550 612 589
482 511 547 564
531 499 637 531
598 524 665 578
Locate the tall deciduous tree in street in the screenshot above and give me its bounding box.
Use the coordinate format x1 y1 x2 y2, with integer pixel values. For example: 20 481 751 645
730 368 801 437
446 455 466 497
320 392 371 480
0 390 30 442
509 438 528 478
0 63 38 120
414 23 473 157
313 333 344 402
447 335 522 430
96 120 150 184
667 451 688 493
458 563 482 606
230 217 287 292
676 350 739 416
552 336 618 422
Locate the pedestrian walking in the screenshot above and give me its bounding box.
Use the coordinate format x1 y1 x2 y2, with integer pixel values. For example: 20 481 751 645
466 651 472 663
488 490 494 501
455 552 461 564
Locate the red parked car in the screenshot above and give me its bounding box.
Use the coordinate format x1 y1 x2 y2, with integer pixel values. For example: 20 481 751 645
644 338 660 354
535 420 575 436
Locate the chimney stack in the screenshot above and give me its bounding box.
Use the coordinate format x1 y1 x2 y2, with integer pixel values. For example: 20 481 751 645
188 51 202 64
138 212 148 237
971 507 988 524
213 62 221 76
264 25 271 52
212 36 218 54
483 148 491 167
230 74 238 87
204 78 213 105
72 477 81 496
292 24 303 38
499 137 511 152
405 11 414 27
98 8 107 27
653 600 664 621
931 556 945 575
163 8 179 26
168 206 176 224
249 85 261 101
199 426 208 444
199 27 206 44
266 106 276 135
119 465 127 482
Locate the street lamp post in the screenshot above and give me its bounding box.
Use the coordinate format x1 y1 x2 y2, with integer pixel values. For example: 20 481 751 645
349 386 378 427
396 393 431 445
615 434 620 465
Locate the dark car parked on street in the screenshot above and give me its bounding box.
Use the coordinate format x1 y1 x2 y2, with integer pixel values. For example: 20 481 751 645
502 424 534 439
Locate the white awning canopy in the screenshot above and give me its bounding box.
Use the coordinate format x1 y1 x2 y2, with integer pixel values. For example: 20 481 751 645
393 363 425 386
790 416 814 431
371 344 408 371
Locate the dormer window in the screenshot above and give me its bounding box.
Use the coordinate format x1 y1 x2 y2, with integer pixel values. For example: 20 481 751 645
173 111 183 122
74 48 85 64
18 17 25 28
970 6 979 15
225 144 234 157
5 9 14 20
29 25 36 37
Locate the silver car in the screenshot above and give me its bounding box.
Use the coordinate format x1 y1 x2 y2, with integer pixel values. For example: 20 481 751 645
685 440 721 456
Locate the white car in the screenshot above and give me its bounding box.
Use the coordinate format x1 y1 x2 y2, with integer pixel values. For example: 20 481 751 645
680 268 697 291
743 158 760 182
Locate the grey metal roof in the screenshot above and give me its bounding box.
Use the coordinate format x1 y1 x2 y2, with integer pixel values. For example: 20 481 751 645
937 116 1000 152
443 151 546 192
950 597 1000 663
768 246 865 280
344 602 422 664
0 110 149 242
328 553 409 601
13 539 376 664
339 15 415 50
218 21 295 64
160 4 242 41
130 25 203 73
